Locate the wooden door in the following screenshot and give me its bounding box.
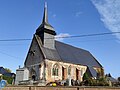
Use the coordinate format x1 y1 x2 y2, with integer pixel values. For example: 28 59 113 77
62 67 67 80
76 68 80 80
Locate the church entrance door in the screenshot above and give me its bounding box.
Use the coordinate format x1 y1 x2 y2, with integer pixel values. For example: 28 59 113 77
76 68 80 80
62 67 67 80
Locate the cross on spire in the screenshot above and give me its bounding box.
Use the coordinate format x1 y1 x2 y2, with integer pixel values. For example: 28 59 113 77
42 2 48 24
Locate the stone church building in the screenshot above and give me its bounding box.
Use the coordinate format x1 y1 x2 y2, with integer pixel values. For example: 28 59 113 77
15 3 104 85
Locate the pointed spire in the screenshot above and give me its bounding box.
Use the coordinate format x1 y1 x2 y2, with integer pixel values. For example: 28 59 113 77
42 2 48 24
36 2 56 36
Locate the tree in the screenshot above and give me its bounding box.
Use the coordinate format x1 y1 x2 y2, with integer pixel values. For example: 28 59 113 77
3 75 13 84
0 75 3 80
82 72 109 86
97 77 109 86
2 68 14 84
4 68 11 73
83 72 92 86
83 72 90 81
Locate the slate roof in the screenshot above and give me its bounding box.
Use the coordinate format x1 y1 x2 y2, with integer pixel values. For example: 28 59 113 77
87 66 97 77
3 73 15 77
0 67 7 74
0 67 15 77
43 47 61 61
107 77 118 83
40 37 102 68
55 41 102 68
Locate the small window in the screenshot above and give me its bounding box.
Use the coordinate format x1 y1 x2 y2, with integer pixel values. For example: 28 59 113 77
39 64 41 68
56 68 58 76
81 69 84 76
52 68 55 75
52 64 59 76
68 66 71 75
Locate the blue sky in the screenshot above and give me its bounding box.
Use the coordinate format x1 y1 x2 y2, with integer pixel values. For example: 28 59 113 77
0 0 120 78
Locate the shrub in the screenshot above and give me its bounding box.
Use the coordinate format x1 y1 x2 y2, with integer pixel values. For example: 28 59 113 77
83 72 109 86
3 75 14 84
97 77 109 86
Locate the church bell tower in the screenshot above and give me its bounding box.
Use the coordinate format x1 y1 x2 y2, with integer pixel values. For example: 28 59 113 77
36 2 56 49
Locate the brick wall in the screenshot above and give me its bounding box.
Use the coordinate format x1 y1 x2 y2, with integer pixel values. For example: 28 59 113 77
2 86 120 90
2 86 29 90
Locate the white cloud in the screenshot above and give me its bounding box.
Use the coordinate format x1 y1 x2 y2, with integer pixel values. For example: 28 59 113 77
91 0 120 40
52 14 56 18
55 33 70 41
75 11 82 17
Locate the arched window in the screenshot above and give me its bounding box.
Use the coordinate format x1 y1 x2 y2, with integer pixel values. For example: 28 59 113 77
80 69 84 76
29 67 36 81
52 64 59 76
68 66 71 75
